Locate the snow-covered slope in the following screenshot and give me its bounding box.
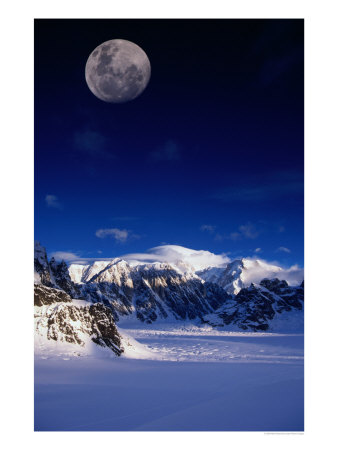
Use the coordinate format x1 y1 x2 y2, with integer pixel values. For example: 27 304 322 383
69 259 125 284
34 284 124 356
198 257 303 294
36 242 303 335
34 243 124 356
68 246 303 296
71 259 231 323
203 278 304 332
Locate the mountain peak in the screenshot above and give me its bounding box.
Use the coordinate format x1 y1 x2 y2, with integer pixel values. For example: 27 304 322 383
35 242 304 333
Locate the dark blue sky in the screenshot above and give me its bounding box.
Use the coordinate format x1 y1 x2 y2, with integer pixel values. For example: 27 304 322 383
35 19 304 267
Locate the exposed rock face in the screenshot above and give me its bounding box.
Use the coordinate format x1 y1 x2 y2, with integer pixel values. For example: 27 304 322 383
132 264 217 322
34 285 123 355
197 258 291 295
68 257 304 330
34 242 123 356
203 278 304 331
76 260 232 323
260 278 304 311
35 242 303 335
197 260 245 294
34 241 79 297
34 284 72 306
88 303 123 353
34 241 53 286
49 258 80 298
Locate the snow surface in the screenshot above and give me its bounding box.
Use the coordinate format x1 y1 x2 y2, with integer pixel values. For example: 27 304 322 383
35 323 304 431
67 264 89 284
118 323 304 363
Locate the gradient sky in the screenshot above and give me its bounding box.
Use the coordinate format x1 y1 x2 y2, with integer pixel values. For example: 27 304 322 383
35 19 304 267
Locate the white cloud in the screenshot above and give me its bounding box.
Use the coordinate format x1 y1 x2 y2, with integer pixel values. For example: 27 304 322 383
120 245 230 271
279 264 304 285
240 258 303 286
96 227 141 242
45 195 62 209
61 244 303 286
118 246 303 284
95 228 129 242
277 246 291 253
50 251 80 261
254 248 262 253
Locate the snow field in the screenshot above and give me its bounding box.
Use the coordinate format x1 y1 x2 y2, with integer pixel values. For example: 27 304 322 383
35 324 304 431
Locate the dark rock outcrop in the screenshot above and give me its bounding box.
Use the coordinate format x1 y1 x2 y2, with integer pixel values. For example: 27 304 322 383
203 278 304 331
34 284 123 355
34 241 80 297
35 241 304 336
77 261 232 324
34 242 123 355
34 284 72 306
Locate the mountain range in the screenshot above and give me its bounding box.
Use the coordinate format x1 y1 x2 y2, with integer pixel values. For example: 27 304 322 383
34 241 304 355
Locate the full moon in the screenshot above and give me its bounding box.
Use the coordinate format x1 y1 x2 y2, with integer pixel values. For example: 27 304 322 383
85 39 151 103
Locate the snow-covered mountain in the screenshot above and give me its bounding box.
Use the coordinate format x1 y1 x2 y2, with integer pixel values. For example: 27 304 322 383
34 241 304 356
34 284 123 355
34 242 123 356
71 258 230 323
197 258 298 294
66 248 303 329
69 247 303 298
203 278 304 332
34 241 79 298
118 244 230 272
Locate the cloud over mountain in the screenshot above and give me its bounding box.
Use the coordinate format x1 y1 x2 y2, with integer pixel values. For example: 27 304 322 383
120 245 231 271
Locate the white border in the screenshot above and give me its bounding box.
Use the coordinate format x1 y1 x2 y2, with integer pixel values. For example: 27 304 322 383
1 0 338 449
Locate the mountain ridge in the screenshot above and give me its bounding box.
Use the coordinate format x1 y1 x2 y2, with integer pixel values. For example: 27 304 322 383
34 241 304 356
